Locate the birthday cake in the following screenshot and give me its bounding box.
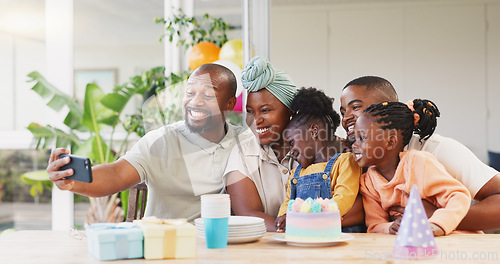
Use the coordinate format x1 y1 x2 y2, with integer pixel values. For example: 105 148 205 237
285 197 341 241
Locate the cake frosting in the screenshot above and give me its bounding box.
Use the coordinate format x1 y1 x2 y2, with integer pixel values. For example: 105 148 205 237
285 197 341 241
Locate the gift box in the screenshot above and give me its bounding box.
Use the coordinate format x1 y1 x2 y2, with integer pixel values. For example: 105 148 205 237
136 217 196 260
86 222 143 261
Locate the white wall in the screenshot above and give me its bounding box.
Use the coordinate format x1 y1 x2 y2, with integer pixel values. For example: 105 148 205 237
0 35 51 149
270 0 500 162
488 3 500 153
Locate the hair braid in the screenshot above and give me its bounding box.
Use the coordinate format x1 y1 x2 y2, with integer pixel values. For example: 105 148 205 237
412 99 440 141
363 99 440 146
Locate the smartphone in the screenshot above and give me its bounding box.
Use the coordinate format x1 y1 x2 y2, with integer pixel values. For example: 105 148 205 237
58 154 93 183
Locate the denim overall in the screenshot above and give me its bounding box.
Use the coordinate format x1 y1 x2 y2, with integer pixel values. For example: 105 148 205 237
289 153 367 233
290 153 341 201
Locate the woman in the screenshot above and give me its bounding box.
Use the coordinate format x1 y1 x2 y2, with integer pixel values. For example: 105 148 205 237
224 56 297 231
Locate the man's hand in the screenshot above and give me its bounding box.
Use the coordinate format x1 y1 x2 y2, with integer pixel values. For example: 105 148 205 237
47 148 76 191
275 215 286 232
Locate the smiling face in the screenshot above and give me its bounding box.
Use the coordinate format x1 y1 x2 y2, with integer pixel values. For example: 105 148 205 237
283 125 316 168
182 69 235 134
351 114 390 168
340 85 389 145
246 89 291 147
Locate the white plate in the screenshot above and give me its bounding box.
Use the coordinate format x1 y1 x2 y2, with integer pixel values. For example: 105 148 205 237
196 230 266 238
195 224 266 233
196 227 266 235
197 233 265 243
194 216 264 227
228 216 264 226
228 234 265 244
272 233 354 247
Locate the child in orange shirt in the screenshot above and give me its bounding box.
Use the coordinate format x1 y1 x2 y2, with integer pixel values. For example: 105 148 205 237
353 99 471 236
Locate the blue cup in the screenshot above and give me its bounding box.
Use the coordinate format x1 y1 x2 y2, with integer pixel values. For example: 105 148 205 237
204 217 229 249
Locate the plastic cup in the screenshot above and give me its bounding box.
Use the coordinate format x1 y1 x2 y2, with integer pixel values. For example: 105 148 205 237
203 217 229 249
200 194 230 249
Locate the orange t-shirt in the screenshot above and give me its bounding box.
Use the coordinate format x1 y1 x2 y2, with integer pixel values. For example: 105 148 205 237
360 150 471 235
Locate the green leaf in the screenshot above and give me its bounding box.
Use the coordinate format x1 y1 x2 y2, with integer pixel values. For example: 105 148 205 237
82 83 116 132
21 170 52 198
30 186 38 197
91 135 115 164
22 170 49 181
101 93 127 112
27 123 81 150
27 71 84 129
73 136 94 158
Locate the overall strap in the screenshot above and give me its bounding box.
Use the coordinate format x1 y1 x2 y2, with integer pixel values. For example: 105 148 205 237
323 153 342 176
289 165 303 200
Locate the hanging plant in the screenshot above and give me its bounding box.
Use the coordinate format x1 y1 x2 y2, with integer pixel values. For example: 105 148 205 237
154 9 230 49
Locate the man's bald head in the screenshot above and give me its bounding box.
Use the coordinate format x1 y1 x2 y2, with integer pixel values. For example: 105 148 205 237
195 63 237 99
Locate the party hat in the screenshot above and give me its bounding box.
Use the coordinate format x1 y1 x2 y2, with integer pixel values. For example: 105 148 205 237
393 185 438 259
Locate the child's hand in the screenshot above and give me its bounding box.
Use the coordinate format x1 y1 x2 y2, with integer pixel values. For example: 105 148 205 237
275 215 286 232
430 223 445 236
389 217 402 235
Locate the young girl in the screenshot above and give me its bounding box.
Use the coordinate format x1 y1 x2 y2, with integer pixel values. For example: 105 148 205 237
353 100 471 236
275 87 361 231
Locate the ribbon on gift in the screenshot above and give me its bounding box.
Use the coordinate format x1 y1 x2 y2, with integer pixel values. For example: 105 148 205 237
137 216 187 225
88 222 137 230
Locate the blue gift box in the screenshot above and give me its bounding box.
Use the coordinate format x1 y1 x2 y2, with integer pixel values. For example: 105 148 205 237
86 222 143 261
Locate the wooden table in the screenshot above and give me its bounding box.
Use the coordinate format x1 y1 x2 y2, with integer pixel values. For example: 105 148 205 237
0 230 499 263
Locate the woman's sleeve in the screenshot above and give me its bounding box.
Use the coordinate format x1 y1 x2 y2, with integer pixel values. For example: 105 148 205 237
360 173 392 233
331 153 361 216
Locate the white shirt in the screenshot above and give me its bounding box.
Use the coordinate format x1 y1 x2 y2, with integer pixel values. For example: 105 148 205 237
407 133 498 198
122 121 252 220
224 136 296 218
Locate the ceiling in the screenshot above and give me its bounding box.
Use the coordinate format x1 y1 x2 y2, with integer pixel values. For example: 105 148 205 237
0 0 433 46
0 0 241 46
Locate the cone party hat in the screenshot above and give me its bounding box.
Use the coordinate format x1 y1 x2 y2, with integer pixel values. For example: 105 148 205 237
393 185 438 259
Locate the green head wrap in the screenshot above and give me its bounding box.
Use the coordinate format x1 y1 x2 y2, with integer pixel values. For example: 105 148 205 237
241 56 297 109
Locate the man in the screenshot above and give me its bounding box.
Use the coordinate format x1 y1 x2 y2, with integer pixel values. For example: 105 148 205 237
47 63 251 220
339 76 500 231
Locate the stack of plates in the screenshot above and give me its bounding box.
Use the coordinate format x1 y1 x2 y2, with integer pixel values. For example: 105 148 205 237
194 216 266 244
